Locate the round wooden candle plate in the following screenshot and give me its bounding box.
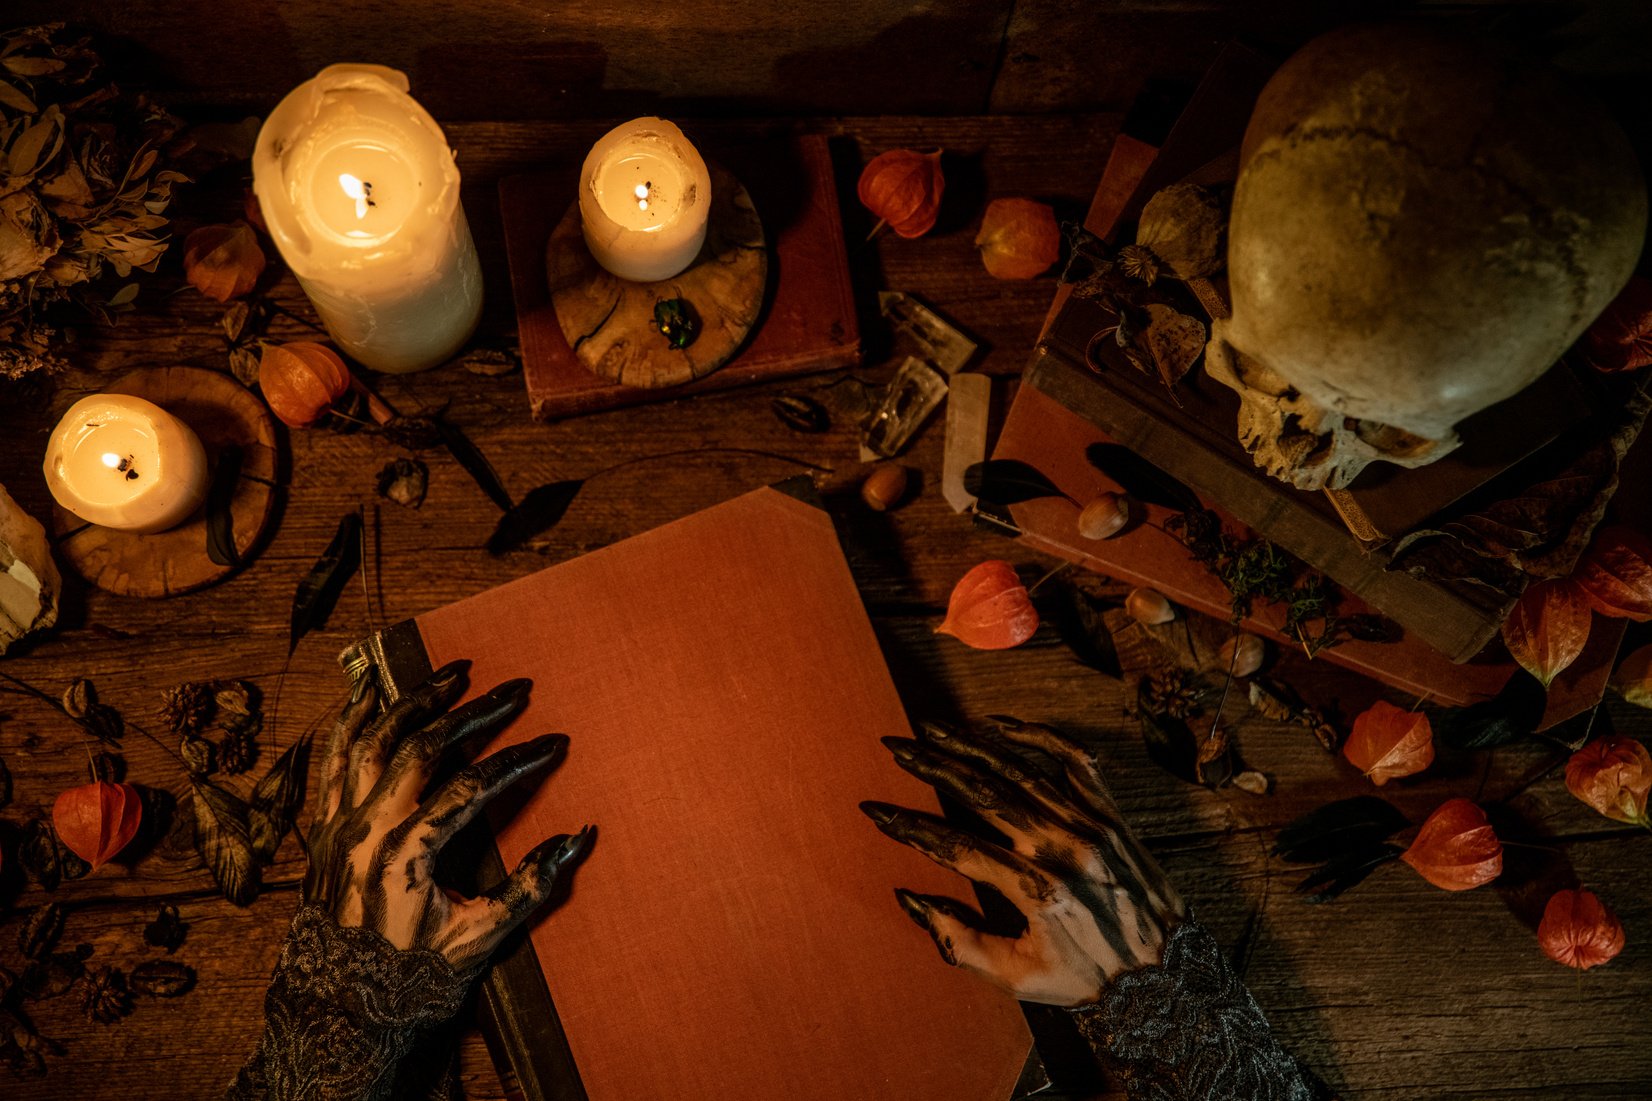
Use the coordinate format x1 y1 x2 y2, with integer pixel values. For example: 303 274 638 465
49 366 280 598
547 161 767 389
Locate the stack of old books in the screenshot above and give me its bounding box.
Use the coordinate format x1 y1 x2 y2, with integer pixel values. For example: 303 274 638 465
991 45 1642 720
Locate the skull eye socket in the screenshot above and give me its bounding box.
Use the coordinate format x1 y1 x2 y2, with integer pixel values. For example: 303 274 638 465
1351 419 1435 458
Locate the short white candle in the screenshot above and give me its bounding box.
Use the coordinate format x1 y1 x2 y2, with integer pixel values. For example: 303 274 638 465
579 118 711 282
43 395 209 534
252 64 482 374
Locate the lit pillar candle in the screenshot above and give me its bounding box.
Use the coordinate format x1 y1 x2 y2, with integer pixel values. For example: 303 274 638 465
43 396 209 533
252 64 482 374
579 117 711 282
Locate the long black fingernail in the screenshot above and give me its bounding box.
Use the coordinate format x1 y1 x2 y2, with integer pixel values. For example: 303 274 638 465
529 733 568 759
430 660 470 688
893 888 931 928
492 678 533 705
880 737 918 762
858 800 897 825
985 713 1020 729
918 720 952 742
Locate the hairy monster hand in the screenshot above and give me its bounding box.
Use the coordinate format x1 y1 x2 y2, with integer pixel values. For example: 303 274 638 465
305 660 592 970
861 717 1184 1007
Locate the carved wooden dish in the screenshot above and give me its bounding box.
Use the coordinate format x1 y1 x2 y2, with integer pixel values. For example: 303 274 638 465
50 366 280 598
547 161 767 389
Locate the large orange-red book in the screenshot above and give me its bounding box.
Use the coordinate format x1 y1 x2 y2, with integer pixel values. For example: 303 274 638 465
348 483 1032 1100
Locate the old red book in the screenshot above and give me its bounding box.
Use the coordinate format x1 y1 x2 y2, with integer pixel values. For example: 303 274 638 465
349 484 1032 1100
502 133 861 421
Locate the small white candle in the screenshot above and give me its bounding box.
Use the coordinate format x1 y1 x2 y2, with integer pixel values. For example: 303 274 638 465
43 396 209 533
252 64 482 374
579 118 711 282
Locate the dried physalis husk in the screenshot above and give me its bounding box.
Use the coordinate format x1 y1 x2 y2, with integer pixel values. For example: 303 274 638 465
858 148 945 238
1399 797 1502 891
51 780 142 870
1135 183 1227 280
1219 633 1265 678
1538 889 1626 970
861 465 909 512
937 560 1039 650
1076 493 1129 540
259 341 351 428
0 480 60 655
1343 700 1435 786
183 221 265 302
1126 587 1175 625
975 198 1061 280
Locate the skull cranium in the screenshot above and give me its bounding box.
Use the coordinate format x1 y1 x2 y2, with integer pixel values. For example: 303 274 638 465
1208 26 1647 491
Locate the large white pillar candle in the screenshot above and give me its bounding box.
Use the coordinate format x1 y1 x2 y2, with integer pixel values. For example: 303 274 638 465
579 117 711 282
252 64 482 374
43 395 209 533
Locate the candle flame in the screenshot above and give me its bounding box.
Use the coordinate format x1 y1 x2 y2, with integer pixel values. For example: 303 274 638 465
101 452 122 469
338 173 370 220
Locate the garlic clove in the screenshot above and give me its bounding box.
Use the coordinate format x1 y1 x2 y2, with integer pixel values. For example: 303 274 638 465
1077 493 1130 540
1126 587 1176 625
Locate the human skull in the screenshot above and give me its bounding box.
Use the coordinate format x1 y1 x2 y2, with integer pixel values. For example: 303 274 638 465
1210 25 1647 491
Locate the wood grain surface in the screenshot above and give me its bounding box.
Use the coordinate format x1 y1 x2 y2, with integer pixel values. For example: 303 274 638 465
0 116 1647 1101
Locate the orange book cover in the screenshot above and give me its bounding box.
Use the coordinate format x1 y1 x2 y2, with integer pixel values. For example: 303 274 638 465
353 484 1032 1100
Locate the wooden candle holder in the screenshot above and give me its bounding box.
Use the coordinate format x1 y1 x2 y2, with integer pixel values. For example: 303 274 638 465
547 160 767 389
49 366 280 598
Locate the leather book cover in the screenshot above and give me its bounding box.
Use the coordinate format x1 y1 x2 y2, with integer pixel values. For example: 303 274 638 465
351 484 1032 1100
503 133 861 422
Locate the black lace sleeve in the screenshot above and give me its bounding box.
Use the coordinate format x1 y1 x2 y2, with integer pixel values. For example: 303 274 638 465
1067 917 1321 1101
227 906 482 1101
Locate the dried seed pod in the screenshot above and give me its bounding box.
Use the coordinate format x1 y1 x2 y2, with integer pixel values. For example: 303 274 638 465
858 148 945 238
975 197 1062 280
1076 493 1129 540
258 341 352 428
1219 633 1266 678
861 465 909 511
937 560 1039 650
180 736 216 777
51 780 143 870
161 681 214 736
1126 587 1175 625
376 457 429 509
61 678 95 719
183 221 265 302
1136 182 1227 279
81 965 132 1023
1538 888 1625 970
130 960 196 997
143 903 186 953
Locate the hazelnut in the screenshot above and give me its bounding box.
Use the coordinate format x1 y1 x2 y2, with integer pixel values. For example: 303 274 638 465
1219 633 1266 678
1126 587 1175 625
1077 493 1130 540
861 465 909 511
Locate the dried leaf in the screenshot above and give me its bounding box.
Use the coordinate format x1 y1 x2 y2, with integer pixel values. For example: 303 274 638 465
1341 701 1434 786
1580 275 1652 372
130 960 195 997
248 737 311 863
1273 795 1410 864
205 444 242 567
963 459 1066 507
1572 525 1652 620
18 902 65 960
1248 677 1340 752
221 301 251 343
190 779 259 907
375 457 428 509
1564 734 1651 826
438 418 513 512
770 394 830 433
289 510 363 655
975 198 1061 280
228 346 261 387
1140 303 1206 391
142 904 186 953
1399 798 1503 891
51 780 141 869
1084 444 1201 514
486 479 586 555
936 560 1039 650
858 148 944 238
1433 670 1547 750
1538 889 1626 970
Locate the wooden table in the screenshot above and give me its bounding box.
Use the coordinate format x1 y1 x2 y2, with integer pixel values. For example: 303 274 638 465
0 116 1647 1101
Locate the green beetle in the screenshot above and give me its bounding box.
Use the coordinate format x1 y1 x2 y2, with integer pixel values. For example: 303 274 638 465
652 297 701 350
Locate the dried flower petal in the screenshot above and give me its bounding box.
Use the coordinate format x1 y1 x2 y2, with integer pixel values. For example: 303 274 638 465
936 560 1038 650
258 341 351 428
858 149 944 239
1135 182 1227 280
1564 734 1651 827
1537 888 1625 970
1399 798 1502 891
51 780 142 870
975 198 1061 280
1501 578 1593 687
1572 525 1652 620
183 221 264 302
1580 275 1652 372
1343 701 1434 785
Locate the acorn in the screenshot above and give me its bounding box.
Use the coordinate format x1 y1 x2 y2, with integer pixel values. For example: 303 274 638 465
861 465 909 511
1077 493 1130 540
1126 587 1175 625
1220 633 1266 678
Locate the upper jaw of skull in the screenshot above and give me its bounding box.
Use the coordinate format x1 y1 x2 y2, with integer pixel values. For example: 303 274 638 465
1204 320 1457 491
